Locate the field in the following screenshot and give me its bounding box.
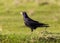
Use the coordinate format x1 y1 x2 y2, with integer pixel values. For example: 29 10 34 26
0 0 60 43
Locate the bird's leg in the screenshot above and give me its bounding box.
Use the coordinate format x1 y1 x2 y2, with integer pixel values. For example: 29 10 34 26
27 29 33 39
31 29 33 36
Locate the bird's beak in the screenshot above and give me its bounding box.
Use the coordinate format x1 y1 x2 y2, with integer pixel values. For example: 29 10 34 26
20 12 22 15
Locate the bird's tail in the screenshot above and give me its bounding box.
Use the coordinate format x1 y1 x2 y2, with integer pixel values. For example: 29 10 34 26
43 24 49 27
39 23 49 27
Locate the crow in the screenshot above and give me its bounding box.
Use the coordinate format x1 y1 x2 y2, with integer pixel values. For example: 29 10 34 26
21 11 49 32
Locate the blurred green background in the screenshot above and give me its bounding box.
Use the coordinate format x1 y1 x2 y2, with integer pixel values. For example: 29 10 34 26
0 0 60 34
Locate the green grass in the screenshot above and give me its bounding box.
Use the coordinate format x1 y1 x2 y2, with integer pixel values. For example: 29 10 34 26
0 0 60 43
1 32 60 43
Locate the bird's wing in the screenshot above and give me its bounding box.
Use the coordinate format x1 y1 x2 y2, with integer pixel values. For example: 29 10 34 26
24 17 49 27
25 18 40 25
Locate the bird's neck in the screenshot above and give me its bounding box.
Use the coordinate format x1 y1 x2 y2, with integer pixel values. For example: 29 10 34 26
23 14 29 18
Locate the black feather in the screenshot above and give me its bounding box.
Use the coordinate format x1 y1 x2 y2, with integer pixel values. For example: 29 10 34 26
21 12 49 32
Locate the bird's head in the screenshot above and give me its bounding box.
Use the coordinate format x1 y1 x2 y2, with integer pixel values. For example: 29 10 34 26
20 11 27 15
20 11 29 18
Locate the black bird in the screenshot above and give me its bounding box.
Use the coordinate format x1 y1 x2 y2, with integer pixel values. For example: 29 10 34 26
21 12 49 32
